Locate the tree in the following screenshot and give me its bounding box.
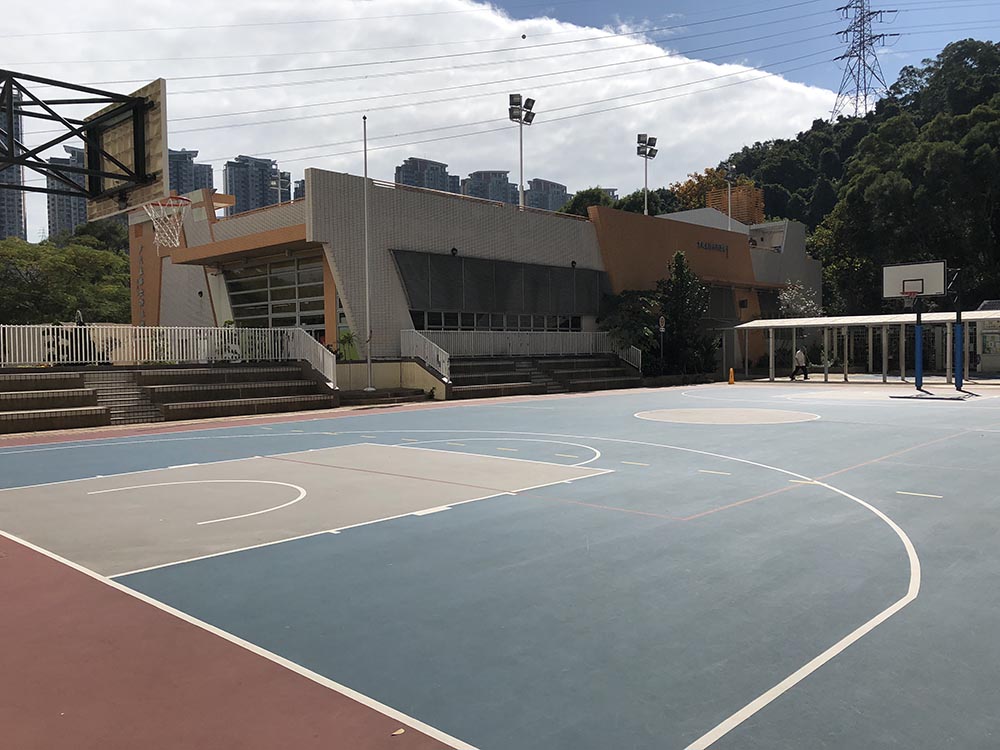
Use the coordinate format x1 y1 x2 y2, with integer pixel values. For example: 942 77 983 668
558 187 615 216
668 167 754 211
49 218 129 255
0 238 131 324
599 253 717 375
778 280 822 318
613 187 679 215
658 252 715 374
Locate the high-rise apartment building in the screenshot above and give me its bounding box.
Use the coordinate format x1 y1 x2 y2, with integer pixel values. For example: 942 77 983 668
222 155 290 215
0 91 26 240
169 149 214 196
461 171 518 205
293 179 305 200
525 179 570 212
46 146 88 237
395 157 461 194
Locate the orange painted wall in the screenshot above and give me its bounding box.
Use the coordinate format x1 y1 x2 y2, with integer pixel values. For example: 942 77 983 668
129 222 162 326
587 206 758 292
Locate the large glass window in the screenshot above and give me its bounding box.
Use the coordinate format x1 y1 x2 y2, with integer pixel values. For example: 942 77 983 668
408 309 582 333
224 256 327 341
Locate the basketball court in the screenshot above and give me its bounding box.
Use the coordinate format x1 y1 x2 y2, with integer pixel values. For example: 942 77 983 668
3 383 1000 749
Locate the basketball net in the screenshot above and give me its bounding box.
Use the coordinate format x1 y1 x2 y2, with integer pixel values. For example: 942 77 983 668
902 291 919 309
143 196 191 253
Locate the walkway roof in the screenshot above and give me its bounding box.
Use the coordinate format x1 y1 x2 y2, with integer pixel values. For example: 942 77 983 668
734 310 1000 330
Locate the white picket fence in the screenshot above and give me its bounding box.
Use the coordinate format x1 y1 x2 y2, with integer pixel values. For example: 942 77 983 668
412 330 642 372
0 324 337 387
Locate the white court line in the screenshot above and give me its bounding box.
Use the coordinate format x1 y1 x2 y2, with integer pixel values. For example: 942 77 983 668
412 506 452 516
896 491 943 499
168 463 199 470
314 428 920 748
789 479 819 485
555 454 579 459
495 447 518 452
109 464 613 579
698 470 731 476
395 438 605 468
447 442 465 446
0 529 478 750
88 480 308 526
622 461 649 467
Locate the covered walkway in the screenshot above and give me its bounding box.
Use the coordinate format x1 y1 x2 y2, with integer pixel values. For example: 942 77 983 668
730 310 1000 383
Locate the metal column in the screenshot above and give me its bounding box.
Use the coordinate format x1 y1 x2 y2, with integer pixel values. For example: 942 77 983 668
744 329 749 378
900 324 906 381
843 327 849 382
768 328 775 382
946 322 953 384
823 328 830 383
867 326 873 373
881 324 888 383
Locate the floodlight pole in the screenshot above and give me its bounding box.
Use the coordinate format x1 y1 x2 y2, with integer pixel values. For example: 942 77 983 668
519 115 524 209
644 156 649 216
363 115 374 392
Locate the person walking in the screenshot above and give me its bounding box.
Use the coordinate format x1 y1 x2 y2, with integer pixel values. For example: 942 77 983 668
790 347 809 380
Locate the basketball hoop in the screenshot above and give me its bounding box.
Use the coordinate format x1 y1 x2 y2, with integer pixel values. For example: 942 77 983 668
902 291 919 309
143 196 191 250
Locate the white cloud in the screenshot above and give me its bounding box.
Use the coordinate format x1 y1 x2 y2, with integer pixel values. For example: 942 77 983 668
10 0 836 238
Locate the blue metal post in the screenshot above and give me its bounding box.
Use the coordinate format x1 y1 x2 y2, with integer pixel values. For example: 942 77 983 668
955 323 964 391
914 323 923 390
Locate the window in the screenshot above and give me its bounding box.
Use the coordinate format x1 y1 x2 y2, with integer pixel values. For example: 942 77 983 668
223 256 327 335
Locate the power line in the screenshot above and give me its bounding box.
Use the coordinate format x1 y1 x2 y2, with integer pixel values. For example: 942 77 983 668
61 4 835 88
171 31 840 131
0 0 607 38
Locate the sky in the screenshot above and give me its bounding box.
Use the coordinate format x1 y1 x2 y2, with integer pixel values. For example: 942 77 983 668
5 0 998 239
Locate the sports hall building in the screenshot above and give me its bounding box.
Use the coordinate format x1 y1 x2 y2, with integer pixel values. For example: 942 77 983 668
128 169 820 373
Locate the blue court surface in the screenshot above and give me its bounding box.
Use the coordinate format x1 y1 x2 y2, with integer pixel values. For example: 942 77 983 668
3 382 1000 749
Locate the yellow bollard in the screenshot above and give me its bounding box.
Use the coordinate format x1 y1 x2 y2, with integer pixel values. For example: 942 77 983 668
728 367 735 385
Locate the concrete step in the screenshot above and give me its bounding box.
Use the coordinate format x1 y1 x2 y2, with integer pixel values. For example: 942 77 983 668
340 388 428 406
160 394 339 421
0 405 111 434
0 372 86 391
145 380 319 403
135 366 304 386
450 382 547 400
0 388 98 411
565 377 643 392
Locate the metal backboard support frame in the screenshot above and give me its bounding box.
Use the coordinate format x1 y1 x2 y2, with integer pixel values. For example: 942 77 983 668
882 260 954 392
0 70 167 218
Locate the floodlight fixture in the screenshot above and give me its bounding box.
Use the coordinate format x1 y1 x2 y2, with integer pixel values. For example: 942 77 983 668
508 92 538 208
637 132 658 215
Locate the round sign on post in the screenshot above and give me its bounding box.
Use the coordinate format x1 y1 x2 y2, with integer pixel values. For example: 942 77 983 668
658 315 666 333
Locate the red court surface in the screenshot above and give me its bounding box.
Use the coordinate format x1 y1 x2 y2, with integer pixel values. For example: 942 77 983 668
0 534 452 750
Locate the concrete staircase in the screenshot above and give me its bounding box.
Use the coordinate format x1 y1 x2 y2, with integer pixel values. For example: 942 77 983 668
449 355 640 400
339 388 432 407
84 371 163 425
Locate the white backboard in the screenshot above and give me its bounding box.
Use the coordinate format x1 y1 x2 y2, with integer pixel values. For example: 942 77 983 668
883 261 947 298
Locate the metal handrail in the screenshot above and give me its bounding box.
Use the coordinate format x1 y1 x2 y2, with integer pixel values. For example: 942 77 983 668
400 329 451 382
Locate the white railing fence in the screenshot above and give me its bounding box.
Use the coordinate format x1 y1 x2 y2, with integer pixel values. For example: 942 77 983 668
419 330 642 372
0 324 337 388
401 329 451 382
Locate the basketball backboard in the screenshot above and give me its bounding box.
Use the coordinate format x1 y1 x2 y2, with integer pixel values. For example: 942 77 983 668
85 78 168 221
883 261 947 299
